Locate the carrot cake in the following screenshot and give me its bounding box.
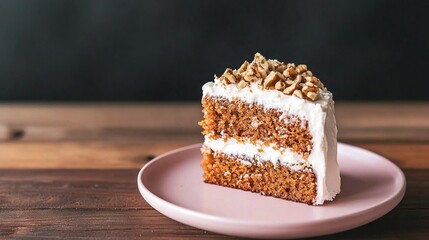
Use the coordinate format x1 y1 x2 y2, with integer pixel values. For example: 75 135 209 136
199 53 340 205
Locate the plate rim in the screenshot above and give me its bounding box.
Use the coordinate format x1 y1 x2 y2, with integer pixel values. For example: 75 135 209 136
137 142 406 238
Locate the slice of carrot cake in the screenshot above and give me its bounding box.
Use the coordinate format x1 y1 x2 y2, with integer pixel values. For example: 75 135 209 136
199 53 340 205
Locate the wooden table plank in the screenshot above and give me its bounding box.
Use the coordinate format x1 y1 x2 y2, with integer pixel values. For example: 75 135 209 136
1 208 427 239
0 102 428 141
0 140 427 169
0 209 235 239
0 169 147 210
0 102 427 129
0 169 427 239
0 169 426 210
0 102 427 239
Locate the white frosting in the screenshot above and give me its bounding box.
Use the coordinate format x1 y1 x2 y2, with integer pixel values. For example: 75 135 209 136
202 78 341 205
205 136 310 172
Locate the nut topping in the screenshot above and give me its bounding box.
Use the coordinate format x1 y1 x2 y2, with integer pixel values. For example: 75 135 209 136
283 82 297 95
220 68 236 84
263 71 283 89
217 52 326 101
293 89 303 99
237 61 249 74
296 64 308 73
275 80 286 91
237 80 247 89
306 91 318 101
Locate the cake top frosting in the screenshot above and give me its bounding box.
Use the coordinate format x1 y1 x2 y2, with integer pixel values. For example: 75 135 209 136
217 53 326 101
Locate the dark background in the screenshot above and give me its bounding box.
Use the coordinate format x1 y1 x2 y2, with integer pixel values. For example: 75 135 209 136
0 0 428 101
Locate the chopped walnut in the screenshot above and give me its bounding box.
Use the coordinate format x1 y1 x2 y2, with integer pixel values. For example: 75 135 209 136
284 67 297 78
217 52 326 101
293 89 303 98
306 91 318 101
275 80 286 91
268 59 280 71
237 61 249 74
284 82 298 95
237 80 247 89
219 68 236 84
296 64 308 73
263 71 283 89
286 79 294 85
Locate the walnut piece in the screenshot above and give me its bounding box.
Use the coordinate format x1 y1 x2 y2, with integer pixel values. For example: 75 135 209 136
283 82 298 95
237 80 247 89
219 68 236 84
306 91 318 101
275 80 286 91
238 61 249 74
263 71 283 89
296 64 308 73
293 89 303 98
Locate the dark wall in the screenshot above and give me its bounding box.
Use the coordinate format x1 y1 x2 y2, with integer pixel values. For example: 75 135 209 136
0 0 428 101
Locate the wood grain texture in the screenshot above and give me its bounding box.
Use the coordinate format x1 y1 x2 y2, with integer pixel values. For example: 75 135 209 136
0 102 427 239
0 169 427 239
0 102 428 141
1 209 427 239
0 139 198 169
0 169 426 210
0 140 427 169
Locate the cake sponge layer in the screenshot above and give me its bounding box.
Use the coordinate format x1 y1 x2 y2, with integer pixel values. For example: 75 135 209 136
200 96 313 158
201 149 317 204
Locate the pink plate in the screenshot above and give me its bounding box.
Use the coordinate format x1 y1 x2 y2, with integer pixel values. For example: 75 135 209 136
137 143 406 239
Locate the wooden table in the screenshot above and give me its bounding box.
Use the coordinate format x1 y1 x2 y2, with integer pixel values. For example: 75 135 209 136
0 102 428 239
